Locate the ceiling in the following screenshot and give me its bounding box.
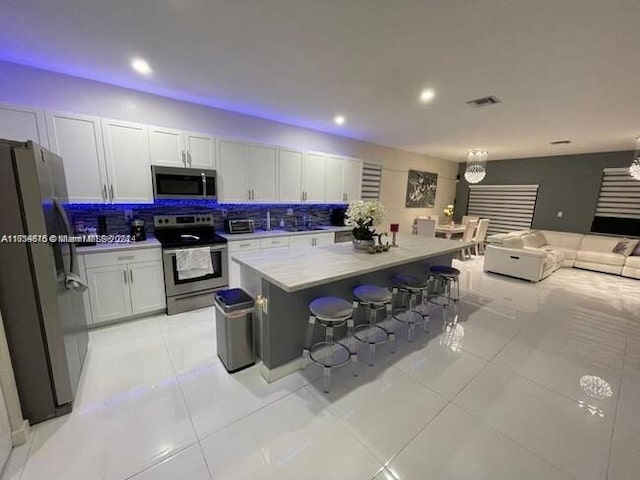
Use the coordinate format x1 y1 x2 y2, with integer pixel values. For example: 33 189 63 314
2 0 640 161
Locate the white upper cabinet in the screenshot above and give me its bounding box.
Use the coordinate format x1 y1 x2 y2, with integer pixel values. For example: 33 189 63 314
248 144 277 202
217 138 249 202
278 147 304 203
149 127 215 170
325 154 345 203
0 102 48 148
148 126 185 167
184 132 215 169
45 111 108 203
101 118 153 204
303 151 327 202
343 157 363 203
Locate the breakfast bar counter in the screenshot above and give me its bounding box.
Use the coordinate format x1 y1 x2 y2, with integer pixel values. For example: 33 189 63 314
232 235 469 381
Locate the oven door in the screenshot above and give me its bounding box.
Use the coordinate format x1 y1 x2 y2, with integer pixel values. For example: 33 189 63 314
162 244 228 296
152 166 217 200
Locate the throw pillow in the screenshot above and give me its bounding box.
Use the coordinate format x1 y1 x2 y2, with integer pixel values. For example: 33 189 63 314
632 242 640 256
612 239 639 256
626 239 640 256
613 240 629 255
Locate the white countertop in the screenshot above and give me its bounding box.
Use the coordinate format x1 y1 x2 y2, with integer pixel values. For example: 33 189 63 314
233 235 469 292
77 236 161 254
218 225 352 241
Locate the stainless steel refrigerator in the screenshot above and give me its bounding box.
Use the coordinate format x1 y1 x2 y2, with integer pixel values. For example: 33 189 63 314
0 140 89 424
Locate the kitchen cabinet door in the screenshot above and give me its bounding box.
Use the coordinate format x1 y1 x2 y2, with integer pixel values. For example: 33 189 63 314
46 111 108 203
217 138 249 202
0 102 48 148
149 126 185 167
343 157 363 203
76 254 94 325
228 243 261 288
249 144 278 202
325 155 344 203
185 132 215 169
101 118 153 203
314 232 335 246
278 147 303 202
86 265 132 323
128 261 166 315
303 152 326 202
288 235 314 248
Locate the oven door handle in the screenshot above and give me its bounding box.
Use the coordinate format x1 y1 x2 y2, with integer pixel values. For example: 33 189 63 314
163 245 227 255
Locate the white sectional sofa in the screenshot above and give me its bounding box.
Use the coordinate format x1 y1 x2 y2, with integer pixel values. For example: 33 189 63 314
484 230 639 282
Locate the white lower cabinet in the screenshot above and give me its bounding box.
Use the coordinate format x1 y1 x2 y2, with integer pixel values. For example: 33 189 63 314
128 261 166 315
86 265 132 324
228 240 262 288
81 248 165 325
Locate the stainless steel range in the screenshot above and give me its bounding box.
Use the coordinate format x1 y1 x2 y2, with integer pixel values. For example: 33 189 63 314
154 214 228 315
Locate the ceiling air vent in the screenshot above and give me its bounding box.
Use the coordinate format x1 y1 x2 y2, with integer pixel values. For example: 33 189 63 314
466 95 501 107
549 140 571 145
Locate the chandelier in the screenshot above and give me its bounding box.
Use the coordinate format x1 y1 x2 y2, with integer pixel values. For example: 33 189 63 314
464 150 487 184
630 136 640 180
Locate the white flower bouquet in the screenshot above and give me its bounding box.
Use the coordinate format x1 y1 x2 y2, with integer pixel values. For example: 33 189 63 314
345 200 386 240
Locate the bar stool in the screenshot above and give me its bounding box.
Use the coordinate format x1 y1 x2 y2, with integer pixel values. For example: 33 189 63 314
352 285 394 366
302 296 356 393
427 265 461 328
391 275 430 342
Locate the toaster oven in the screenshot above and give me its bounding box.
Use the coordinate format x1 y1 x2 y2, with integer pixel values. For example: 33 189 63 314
224 219 255 234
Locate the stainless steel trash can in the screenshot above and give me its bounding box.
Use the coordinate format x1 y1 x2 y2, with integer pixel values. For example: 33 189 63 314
214 288 256 372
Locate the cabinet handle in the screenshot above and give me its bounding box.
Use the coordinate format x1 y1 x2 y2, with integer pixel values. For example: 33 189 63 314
123 270 128 284
187 151 192 166
129 269 133 283
102 184 107 201
182 150 186 166
110 184 114 201
117 255 134 261
252 189 255 200
239 243 252 247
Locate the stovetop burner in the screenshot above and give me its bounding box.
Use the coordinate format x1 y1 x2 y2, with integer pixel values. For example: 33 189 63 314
154 214 227 248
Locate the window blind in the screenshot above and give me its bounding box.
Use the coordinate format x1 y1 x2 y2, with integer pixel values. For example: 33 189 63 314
361 162 382 201
467 184 539 234
595 168 640 219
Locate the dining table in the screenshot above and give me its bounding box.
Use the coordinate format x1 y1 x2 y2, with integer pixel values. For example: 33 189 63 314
435 223 467 239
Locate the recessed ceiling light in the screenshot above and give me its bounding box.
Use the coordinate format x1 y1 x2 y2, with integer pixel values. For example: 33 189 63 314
419 89 435 103
131 58 152 75
334 115 345 125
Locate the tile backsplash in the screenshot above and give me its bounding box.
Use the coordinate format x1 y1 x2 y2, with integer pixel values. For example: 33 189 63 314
65 202 343 235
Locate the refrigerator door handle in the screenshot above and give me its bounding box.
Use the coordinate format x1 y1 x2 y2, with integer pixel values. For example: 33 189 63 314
53 198 77 275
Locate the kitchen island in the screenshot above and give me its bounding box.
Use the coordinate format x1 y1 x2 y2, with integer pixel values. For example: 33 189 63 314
232 235 468 381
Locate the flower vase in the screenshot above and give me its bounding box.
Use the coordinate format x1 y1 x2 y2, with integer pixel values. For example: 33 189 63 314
352 239 375 251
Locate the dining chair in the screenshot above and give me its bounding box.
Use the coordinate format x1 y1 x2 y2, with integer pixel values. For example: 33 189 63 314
416 218 436 237
460 219 478 259
461 215 479 226
472 219 490 255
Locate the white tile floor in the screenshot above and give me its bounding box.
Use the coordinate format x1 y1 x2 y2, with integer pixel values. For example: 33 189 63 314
2 258 640 480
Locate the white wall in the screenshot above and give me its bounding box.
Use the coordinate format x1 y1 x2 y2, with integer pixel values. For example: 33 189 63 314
0 60 458 230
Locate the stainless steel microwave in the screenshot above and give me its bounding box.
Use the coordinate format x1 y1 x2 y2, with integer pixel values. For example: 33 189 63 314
151 166 217 201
